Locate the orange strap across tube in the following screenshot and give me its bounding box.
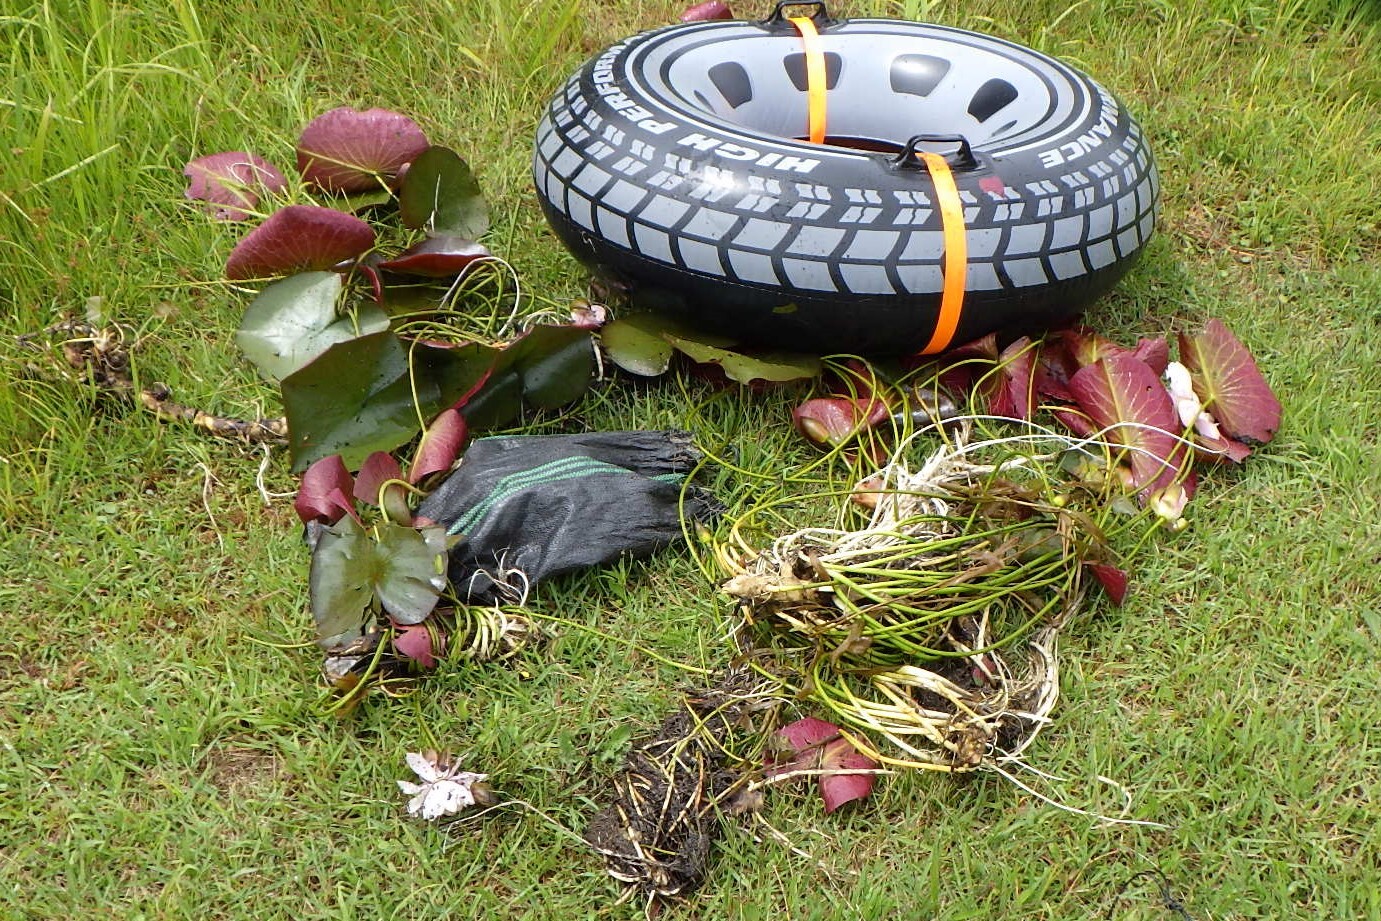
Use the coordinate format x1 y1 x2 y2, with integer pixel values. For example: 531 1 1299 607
915 151 967 355
789 16 827 144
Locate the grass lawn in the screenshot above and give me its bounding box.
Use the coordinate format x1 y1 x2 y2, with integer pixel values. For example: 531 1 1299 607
3 0 1379 917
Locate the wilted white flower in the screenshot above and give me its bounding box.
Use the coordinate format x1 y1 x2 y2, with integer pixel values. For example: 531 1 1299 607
1163 361 1223 441
397 751 491 821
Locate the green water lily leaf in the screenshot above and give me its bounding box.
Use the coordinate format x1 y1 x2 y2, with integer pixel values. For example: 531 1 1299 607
309 515 376 649
461 325 594 429
666 335 822 384
281 333 496 471
601 313 678 376
372 522 450 624
309 518 449 648
235 272 389 381
601 313 737 377
398 146 488 238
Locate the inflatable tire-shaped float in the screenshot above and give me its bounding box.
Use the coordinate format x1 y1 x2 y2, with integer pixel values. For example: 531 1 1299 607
533 4 1159 355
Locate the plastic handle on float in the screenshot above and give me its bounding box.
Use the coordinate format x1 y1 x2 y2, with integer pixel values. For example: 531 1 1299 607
761 1 832 27
892 133 980 172
789 15 827 144
913 150 968 356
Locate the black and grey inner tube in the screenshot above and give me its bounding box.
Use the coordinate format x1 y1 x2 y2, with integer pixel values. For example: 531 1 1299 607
533 3 1158 355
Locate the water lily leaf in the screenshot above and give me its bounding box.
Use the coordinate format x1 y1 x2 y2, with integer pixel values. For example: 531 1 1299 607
235 272 389 381
183 151 287 221
297 107 429 194
1067 354 1192 498
282 334 495 471
819 737 877 813
986 336 1038 421
775 717 839 755
372 522 449 624
283 332 417 471
410 408 467 483
377 236 491 278
1085 562 1129 606
308 518 448 648
308 515 376 649
398 146 489 238
793 397 886 447
1178 319 1281 445
767 717 876 812
353 451 405 507
666 335 821 384
601 313 679 376
392 621 441 669
336 188 397 214
295 453 356 525
601 313 739 377
225 205 376 280
460 326 594 429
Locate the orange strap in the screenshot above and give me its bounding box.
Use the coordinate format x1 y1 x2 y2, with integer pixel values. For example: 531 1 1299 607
916 151 967 355
789 16 826 144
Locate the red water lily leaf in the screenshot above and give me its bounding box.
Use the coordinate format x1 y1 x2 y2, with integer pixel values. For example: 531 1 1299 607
297 107 430 194
1085 562 1129 606
376 236 491 278
1195 431 1254 464
295 454 356 525
1067 354 1192 498
987 336 1038 420
769 718 876 812
225 205 375 280
793 397 887 447
819 738 876 813
1132 337 1170 376
776 717 839 754
1178 319 1281 445
680 0 733 20
392 621 440 669
410 409 467 483
1062 328 1170 376
184 151 287 221
931 334 995 394
1033 334 1080 401
353 451 405 506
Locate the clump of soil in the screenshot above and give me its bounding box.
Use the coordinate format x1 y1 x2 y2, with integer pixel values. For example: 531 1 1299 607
585 671 779 899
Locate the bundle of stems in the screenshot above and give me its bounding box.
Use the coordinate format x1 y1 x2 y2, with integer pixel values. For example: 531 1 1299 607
717 414 1155 771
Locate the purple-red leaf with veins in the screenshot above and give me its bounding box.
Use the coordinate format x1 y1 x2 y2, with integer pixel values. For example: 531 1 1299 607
353 451 404 506
680 0 733 20
775 717 838 755
376 236 491 278
295 454 356 525
1063 328 1170 377
1067 354 1192 499
793 397 886 447
410 409 467 483
1178 319 1282 445
987 336 1038 420
184 152 287 221
769 717 876 812
297 107 430 194
819 738 876 813
1085 562 1129 606
225 205 375 280
392 621 440 669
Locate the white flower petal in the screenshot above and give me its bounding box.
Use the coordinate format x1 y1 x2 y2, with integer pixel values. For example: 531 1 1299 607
397 780 423 796
1193 410 1223 442
406 751 443 783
